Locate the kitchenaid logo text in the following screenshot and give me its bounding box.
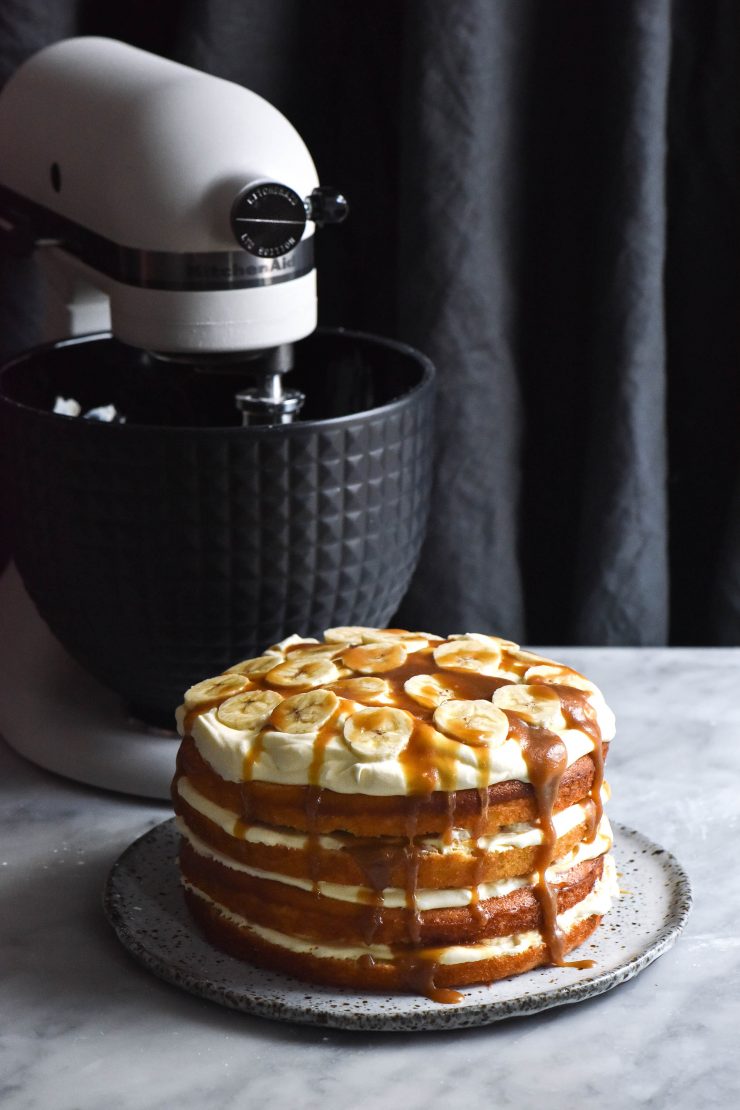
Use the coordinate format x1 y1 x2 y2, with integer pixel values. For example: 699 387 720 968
183 254 297 280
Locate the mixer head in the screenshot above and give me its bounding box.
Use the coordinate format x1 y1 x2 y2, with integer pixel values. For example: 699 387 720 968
0 37 348 425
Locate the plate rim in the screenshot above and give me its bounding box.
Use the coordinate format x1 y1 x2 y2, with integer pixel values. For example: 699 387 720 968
103 819 692 1033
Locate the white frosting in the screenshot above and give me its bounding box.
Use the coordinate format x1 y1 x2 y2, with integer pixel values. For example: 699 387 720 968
182 853 619 966
176 775 609 854
188 712 597 795
178 637 615 797
177 815 613 911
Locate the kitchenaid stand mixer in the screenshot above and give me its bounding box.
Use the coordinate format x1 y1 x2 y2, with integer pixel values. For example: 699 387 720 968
0 38 434 797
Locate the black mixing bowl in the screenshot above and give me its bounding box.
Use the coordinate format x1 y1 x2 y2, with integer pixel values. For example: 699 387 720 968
0 329 434 725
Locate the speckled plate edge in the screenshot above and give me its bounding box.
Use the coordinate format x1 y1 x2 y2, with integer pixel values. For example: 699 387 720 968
103 820 692 1032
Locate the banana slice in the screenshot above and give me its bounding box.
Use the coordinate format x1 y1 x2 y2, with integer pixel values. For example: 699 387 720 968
324 627 429 652
285 643 343 659
267 635 319 652
433 637 503 675
331 676 390 703
404 673 454 710
184 673 250 709
449 632 520 652
270 689 339 734
433 699 509 746
344 707 413 761
362 629 431 652
216 689 284 730
342 641 407 673
524 664 595 694
265 655 340 688
509 649 560 667
492 684 566 730
226 654 284 677
324 626 380 645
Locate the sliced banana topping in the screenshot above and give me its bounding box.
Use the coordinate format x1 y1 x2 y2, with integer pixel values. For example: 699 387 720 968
330 676 391 703
361 628 431 652
226 654 284 677
433 699 509 746
342 641 408 673
344 707 413 761
524 664 596 694
404 672 455 710
433 637 503 675
286 643 343 659
449 632 520 652
270 689 339 734
323 626 380 645
216 688 284 731
265 656 340 688
184 673 250 709
510 649 560 666
267 635 319 652
492 684 567 730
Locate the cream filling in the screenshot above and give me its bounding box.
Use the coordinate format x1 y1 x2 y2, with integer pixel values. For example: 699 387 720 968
176 775 610 855
186 707 599 795
183 853 619 966
177 815 613 911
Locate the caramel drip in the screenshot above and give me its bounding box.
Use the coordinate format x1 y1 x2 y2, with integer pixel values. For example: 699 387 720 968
547 683 605 842
390 948 463 1005
342 838 407 945
182 700 221 737
504 712 570 965
468 743 492 926
239 728 268 823
302 709 341 895
401 797 424 946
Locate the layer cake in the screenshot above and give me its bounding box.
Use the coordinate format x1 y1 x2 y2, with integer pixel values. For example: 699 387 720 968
172 629 619 1003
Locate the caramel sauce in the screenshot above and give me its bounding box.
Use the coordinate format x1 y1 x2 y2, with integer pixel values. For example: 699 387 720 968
505 711 570 964
390 948 463 1005
302 706 343 894
547 683 605 842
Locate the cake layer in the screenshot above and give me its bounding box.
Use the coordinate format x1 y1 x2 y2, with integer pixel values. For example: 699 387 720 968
174 773 610 889
175 734 608 837
181 854 618 992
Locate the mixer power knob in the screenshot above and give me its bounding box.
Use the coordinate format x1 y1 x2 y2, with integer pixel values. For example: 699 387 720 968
231 182 307 258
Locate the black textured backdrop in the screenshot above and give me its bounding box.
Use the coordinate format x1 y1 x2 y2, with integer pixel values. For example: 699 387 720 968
0 0 738 645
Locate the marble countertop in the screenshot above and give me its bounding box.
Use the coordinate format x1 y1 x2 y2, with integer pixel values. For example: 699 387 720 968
2 647 738 1110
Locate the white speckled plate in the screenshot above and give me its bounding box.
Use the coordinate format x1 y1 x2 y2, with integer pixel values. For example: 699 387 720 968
103 820 691 1032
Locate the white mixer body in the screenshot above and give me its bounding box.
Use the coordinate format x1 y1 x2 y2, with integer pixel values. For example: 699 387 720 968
0 37 320 352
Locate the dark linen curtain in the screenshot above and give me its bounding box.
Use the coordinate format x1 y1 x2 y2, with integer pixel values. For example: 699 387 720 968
0 0 737 645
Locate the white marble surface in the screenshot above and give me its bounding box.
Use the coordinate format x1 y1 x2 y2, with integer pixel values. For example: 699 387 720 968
1 648 738 1110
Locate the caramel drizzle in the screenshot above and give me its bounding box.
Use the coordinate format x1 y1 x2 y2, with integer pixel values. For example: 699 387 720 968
546 683 605 841
303 703 345 895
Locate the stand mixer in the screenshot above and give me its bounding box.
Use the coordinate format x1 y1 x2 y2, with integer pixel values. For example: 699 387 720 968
0 38 434 798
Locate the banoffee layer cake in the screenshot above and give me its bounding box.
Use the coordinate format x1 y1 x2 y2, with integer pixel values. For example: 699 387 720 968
172 628 619 1003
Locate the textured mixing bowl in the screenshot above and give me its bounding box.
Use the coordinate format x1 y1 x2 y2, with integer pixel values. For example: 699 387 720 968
0 329 434 725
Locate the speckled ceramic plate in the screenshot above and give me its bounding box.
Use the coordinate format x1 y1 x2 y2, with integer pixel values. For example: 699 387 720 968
103 820 691 1032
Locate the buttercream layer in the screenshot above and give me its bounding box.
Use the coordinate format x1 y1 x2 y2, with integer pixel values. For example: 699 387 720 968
174 774 611 889
175 734 607 837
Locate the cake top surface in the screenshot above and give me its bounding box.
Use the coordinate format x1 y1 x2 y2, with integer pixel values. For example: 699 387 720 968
176 628 615 796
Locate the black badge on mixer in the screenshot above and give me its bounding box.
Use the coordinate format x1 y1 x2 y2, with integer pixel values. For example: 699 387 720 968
231 182 307 258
